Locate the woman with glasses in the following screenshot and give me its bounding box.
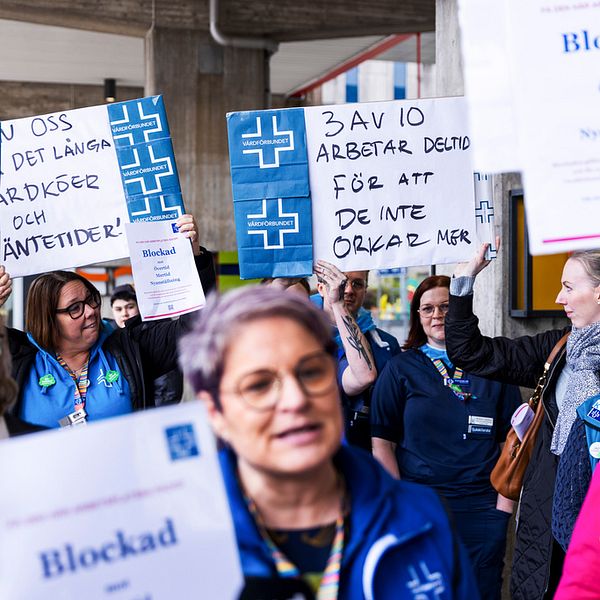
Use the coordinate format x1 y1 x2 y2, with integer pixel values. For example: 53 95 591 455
446 245 600 600
0 214 215 430
179 285 478 599
371 275 521 600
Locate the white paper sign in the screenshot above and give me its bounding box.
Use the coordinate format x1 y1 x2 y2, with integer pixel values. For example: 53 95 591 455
0 403 243 599
0 106 130 276
505 0 600 254
304 97 479 270
458 0 521 173
125 221 205 321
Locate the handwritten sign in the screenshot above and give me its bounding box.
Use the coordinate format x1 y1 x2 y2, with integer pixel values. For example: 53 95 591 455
305 97 477 270
227 97 482 278
0 96 184 277
126 221 205 321
0 403 243 599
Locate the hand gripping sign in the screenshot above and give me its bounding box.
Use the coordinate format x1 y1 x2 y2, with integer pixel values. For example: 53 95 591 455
227 96 492 279
0 96 184 277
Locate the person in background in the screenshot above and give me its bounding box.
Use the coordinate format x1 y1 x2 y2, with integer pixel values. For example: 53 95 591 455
261 277 310 297
110 284 140 329
0 214 214 430
110 284 184 406
445 243 600 600
0 315 44 438
179 285 479 599
313 260 400 452
371 275 521 600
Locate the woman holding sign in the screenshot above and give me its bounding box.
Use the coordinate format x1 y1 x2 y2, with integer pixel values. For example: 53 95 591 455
179 286 478 600
445 244 600 600
0 214 214 430
370 275 521 600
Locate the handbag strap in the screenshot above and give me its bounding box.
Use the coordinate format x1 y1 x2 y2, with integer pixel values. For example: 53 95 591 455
530 332 570 411
545 332 570 368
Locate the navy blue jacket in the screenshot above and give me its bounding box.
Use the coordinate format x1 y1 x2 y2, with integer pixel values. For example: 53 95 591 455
371 349 521 498
220 444 480 600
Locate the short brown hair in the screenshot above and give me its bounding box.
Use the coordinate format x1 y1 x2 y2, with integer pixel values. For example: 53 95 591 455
26 271 100 352
403 275 450 350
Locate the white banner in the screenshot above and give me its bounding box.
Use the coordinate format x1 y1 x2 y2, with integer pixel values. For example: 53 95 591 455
0 106 130 276
304 97 480 270
458 0 600 254
458 0 521 173
126 221 205 321
506 0 600 254
0 404 243 599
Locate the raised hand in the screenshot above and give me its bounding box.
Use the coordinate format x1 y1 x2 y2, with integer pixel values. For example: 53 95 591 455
453 237 501 279
176 214 201 256
0 266 12 308
314 260 347 305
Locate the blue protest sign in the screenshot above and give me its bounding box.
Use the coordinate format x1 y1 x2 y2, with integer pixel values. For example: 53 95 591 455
109 97 184 222
227 108 312 279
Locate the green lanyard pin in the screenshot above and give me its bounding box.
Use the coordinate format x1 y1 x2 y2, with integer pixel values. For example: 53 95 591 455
39 374 56 388
105 370 119 383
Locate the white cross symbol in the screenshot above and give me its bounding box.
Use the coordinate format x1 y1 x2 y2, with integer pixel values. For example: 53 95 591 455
406 562 445 599
241 116 294 169
120 146 174 195
247 198 299 250
475 200 495 223
130 194 183 218
111 102 164 145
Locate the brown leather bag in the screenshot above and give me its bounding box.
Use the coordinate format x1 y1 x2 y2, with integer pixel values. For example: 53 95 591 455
490 333 569 501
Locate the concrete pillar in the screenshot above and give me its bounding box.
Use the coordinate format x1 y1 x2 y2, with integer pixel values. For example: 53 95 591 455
145 27 268 251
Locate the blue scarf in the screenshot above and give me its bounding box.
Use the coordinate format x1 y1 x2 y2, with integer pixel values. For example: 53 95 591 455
310 293 376 351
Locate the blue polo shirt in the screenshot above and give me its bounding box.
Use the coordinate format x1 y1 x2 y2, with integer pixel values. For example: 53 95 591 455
371 347 521 498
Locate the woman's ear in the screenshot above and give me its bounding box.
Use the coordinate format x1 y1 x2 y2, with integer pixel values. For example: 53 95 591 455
197 390 229 443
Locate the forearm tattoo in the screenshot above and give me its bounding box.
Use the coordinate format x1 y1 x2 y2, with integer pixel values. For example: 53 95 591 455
342 315 373 370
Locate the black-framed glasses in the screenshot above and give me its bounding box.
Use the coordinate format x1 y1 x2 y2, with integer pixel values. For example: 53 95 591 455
220 351 337 411
417 303 450 317
56 291 101 319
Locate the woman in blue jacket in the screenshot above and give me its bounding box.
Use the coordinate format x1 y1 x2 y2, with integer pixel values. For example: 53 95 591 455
179 284 478 599
371 275 521 600
0 214 214 429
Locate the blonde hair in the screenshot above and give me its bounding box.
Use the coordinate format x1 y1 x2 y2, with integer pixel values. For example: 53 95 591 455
570 250 600 287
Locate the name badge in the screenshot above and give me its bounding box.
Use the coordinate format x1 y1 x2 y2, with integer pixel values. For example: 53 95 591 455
58 409 88 428
468 415 494 427
468 424 492 435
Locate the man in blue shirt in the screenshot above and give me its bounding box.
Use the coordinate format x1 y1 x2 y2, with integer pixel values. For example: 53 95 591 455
313 260 400 451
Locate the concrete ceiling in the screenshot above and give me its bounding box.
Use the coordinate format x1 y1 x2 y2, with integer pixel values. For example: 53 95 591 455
0 19 435 97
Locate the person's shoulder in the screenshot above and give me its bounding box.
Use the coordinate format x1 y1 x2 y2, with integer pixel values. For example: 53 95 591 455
371 327 401 352
384 347 427 372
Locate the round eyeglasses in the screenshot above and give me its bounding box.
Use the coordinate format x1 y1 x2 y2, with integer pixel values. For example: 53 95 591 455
220 351 337 411
417 303 450 317
56 291 101 320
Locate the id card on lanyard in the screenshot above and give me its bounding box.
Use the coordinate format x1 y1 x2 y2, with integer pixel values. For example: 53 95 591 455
56 355 90 428
431 358 474 402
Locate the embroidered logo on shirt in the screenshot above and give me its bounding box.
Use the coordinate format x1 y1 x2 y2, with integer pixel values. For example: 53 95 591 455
406 562 445 598
96 369 114 388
